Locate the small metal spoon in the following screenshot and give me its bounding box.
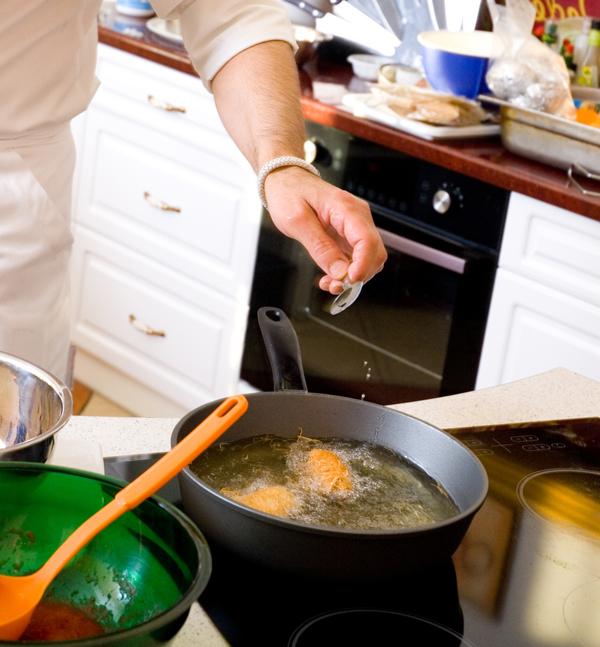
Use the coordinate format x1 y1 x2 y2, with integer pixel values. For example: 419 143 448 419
330 277 363 315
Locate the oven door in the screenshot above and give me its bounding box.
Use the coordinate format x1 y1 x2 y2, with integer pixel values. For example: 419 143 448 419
241 208 498 405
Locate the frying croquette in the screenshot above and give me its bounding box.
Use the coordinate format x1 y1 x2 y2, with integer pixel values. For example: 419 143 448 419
222 486 296 517
306 448 353 493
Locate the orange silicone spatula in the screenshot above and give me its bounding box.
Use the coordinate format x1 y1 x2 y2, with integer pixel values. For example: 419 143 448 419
0 394 248 641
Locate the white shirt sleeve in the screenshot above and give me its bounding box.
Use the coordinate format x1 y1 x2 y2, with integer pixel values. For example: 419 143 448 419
151 0 298 92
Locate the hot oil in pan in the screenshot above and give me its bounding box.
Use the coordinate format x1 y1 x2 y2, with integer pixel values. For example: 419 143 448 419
191 437 459 530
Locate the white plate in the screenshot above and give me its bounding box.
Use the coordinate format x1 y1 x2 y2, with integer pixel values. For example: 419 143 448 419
342 93 500 141
146 17 183 44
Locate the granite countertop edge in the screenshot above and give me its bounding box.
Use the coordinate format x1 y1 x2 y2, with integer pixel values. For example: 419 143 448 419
59 368 600 458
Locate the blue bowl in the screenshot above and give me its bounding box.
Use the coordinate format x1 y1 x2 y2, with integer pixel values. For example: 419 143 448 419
418 30 496 99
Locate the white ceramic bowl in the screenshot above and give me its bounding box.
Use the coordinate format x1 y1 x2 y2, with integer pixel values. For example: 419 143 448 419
379 64 423 85
347 54 396 81
395 65 423 85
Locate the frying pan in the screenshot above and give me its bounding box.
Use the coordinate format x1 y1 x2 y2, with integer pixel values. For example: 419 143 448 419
172 308 488 581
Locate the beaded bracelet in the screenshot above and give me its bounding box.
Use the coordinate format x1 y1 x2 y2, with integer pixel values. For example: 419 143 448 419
257 156 320 210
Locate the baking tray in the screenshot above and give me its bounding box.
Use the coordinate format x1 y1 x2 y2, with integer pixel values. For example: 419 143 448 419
480 91 600 175
342 92 501 141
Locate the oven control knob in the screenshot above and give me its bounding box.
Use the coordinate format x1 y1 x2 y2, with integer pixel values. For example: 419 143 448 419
433 189 451 214
304 139 331 166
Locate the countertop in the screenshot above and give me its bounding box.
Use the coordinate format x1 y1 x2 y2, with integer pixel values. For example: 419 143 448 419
96 17 600 223
56 367 600 646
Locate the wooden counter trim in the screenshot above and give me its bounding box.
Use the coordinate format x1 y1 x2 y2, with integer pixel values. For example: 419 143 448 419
99 26 198 77
98 27 600 223
302 98 600 221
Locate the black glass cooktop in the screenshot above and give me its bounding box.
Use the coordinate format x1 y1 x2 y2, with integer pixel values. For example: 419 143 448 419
106 417 600 646
450 417 600 647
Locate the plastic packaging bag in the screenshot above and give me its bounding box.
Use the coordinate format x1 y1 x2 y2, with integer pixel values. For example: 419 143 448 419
485 0 576 120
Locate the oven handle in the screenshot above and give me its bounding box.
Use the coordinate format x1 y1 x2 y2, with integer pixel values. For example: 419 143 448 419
376 227 466 275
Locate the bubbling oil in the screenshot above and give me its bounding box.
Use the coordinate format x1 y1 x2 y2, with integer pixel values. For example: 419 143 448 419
191 436 459 530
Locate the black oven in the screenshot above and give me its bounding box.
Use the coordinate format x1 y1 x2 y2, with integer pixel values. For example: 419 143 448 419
240 121 509 405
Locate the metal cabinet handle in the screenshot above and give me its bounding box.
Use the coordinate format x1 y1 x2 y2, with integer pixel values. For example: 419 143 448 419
376 227 466 275
144 191 181 212
129 314 166 337
567 163 600 198
147 95 186 113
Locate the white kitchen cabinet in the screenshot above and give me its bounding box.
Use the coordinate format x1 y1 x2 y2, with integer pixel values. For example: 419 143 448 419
476 192 600 389
70 44 262 416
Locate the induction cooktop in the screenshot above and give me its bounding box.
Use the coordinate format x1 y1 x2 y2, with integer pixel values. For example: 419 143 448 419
449 417 600 647
106 417 600 646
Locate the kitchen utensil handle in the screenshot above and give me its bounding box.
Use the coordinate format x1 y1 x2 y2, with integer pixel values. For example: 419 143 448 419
567 163 600 198
148 95 186 113
144 191 181 212
376 227 466 274
129 314 166 337
258 307 308 392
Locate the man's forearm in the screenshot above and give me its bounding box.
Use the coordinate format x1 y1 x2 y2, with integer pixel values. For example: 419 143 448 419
210 38 387 292
211 40 305 172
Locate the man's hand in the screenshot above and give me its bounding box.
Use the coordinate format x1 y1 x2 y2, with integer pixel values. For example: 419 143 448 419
264 166 386 294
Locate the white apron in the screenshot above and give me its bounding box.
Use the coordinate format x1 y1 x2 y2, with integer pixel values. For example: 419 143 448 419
0 124 75 383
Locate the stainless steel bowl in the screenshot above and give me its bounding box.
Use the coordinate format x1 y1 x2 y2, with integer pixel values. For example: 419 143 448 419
0 352 73 463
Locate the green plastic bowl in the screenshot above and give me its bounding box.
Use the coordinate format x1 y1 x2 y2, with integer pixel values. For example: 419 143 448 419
0 463 211 646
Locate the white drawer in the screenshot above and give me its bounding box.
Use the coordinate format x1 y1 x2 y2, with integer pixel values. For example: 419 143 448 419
74 104 261 299
95 44 229 150
71 225 248 409
500 193 600 306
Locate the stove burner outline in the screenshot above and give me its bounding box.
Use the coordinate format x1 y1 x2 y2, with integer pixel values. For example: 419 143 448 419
564 579 600 647
289 609 480 647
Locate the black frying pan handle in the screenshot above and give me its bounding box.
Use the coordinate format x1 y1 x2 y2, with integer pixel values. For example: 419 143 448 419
257 307 308 393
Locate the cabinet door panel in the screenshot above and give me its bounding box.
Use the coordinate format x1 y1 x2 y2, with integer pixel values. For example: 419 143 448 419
501 193 600 306
75 106 260 298
95 44 227 144
93 128 240 263
476 269 600 389
71 226 247 408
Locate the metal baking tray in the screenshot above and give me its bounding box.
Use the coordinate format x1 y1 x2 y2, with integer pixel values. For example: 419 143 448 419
480 90 600 175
